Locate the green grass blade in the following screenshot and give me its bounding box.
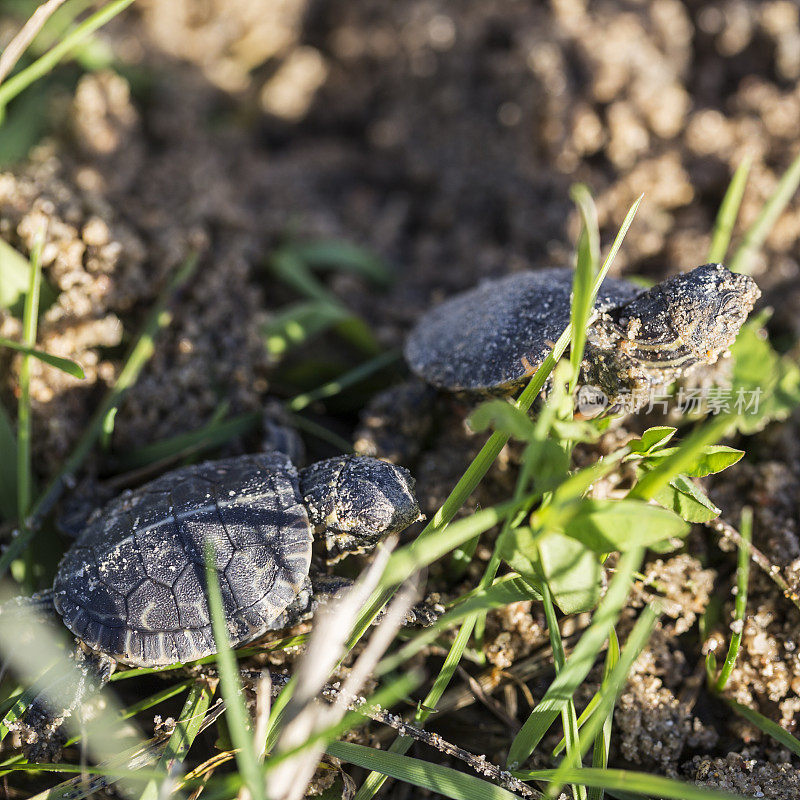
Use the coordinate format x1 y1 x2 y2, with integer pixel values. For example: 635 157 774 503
16 229 44 548
0 401 18 521
357 465 540 800
592 194 644 298
587 629 619 800
282 239 393 287
138 678 215 800
158 678 214 770
541 581 586 800
569 184 600 394
547 607 658 798
119 680 195 721
0 253 198 579
269 248 339 303
506 547 643 769
729 150 800 274
379 500 525 591
0 337 84 378
263 673 420 777
110 411 260 471
267 252 381 354
0 0 136 110
379 575 539 674
329 740 522 800
517 767 749 800
722 697 800 758
204 544 265 800
59 680 197 752
353 621 476 800
287 349 400 412
552 648 615 758
715 507 751 691
707 156 752 264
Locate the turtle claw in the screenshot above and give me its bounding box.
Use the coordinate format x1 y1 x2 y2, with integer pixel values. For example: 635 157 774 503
18 719 66 764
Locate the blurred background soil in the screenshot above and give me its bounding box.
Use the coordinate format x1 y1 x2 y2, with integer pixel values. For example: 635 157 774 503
2 0 800 796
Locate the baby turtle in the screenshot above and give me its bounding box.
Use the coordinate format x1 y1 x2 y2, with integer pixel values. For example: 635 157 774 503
12 451 424 756
405 264 760 408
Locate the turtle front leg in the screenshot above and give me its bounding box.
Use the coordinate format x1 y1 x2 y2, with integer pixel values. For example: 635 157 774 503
18 645 115 762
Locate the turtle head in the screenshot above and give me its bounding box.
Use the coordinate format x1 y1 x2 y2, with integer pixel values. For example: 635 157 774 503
299 456 422 561
656 263 760 363
609 263 760 370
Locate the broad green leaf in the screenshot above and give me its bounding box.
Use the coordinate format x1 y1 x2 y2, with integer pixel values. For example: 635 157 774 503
645 445 743 477
731 317 800 433
499 526 544 579
550 417 601 444
652 474 720 524
0 239 55 315
546 498 689 552
521 439 571 494
0 337 85 378
626 426 676 455
468 399 537 441
538 530 601 615
628 414 733 502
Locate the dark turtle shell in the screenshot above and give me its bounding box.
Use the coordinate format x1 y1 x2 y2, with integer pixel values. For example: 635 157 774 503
52 453 312 667
405 268 640 393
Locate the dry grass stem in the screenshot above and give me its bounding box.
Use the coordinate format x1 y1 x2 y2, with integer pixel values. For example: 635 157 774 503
0 0 68 86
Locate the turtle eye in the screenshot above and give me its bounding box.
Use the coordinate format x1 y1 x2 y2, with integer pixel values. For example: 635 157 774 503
718 292 740 318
